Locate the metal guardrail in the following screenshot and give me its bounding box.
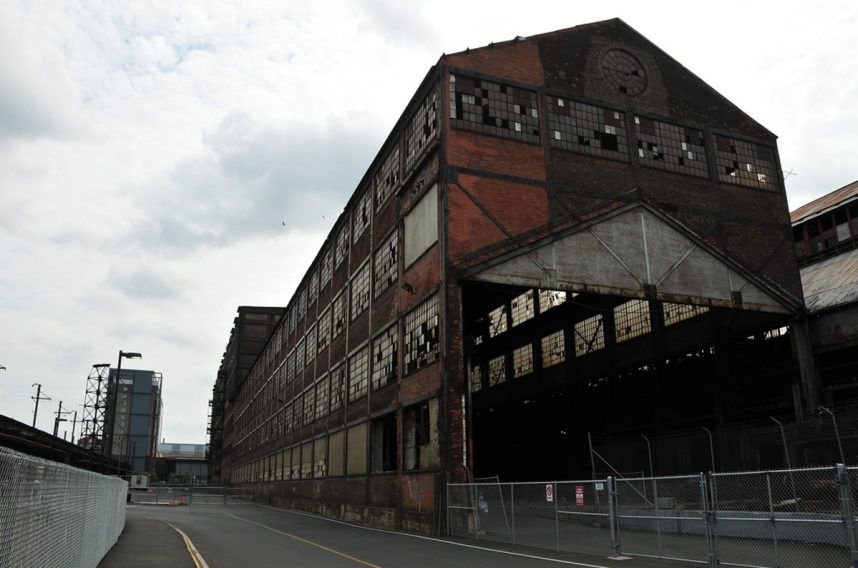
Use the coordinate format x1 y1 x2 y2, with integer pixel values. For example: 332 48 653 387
0 445 127 568
448 464 858 567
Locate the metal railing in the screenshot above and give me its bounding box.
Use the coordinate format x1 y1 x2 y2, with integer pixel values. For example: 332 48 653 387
0 445 127 568
128 485 256 505
448 464 858 567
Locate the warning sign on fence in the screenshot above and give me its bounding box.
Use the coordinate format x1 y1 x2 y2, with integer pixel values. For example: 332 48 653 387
545 483 554 503
575 485 584 506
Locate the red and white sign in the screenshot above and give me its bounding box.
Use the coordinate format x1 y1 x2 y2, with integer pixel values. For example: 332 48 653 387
545 483 554 503
575 485 585 506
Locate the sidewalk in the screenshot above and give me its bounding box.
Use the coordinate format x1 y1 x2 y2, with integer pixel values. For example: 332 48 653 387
98 507 195 568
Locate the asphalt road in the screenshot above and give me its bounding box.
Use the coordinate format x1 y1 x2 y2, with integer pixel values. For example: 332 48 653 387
102 503 691 568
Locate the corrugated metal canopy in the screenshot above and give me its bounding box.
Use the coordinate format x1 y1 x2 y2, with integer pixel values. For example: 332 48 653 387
801 247 858 313
791 180 858 224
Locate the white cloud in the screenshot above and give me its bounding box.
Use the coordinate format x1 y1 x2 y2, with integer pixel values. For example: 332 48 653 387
0 0 856 445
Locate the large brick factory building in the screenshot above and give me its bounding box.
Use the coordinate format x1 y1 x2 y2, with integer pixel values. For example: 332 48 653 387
207 19 818 533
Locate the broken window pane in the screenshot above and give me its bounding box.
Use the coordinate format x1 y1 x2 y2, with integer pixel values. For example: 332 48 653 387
403 399 439 470
574 314 605 356
450 74 540 143
635 116 708 177
371 324 398 390
405 90 438 173
663 302 709 327
614 299 652 343
541 330 566 368
547 97 627 161
510 289 535 327
404 294 440 374
512 344 534 377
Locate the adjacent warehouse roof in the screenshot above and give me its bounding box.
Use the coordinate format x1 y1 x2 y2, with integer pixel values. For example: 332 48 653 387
791 180 858 224
800 247 858 313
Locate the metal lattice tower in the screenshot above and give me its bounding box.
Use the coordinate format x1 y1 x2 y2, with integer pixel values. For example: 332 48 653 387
81 364 110 453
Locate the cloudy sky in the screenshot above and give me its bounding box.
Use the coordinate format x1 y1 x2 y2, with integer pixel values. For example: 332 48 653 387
1 1 856 444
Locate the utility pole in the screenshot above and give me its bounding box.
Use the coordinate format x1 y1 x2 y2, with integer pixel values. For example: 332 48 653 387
70 410 79 444
31 383 51 428
53 400 68 437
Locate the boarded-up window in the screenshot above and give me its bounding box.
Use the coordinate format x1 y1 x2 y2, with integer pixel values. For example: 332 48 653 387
328 430 344 477
301 441 313 479
314 437 327 478
347 422 367 475
403 184 438 267
291 449 300 480
281 449 291 480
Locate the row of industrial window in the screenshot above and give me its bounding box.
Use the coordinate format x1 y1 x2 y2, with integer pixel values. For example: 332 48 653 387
482 289 568 345
449 74 777 190
281 89 437 339
471 300 708 391
233 294 440 454
233 186 440 453
231 399 440 483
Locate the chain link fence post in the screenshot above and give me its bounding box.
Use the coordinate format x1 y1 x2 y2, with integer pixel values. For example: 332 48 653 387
765 472 781 567
607 476 621 557
837 463 858 568
553 483 560 552
701 473 717 567
510 483 516 547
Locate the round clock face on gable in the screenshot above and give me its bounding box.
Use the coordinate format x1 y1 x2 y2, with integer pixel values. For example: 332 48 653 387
601 49 648 96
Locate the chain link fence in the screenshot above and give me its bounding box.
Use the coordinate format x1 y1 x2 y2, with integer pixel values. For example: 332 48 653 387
0 445 127 568
129 485 256 505
449 465 858 567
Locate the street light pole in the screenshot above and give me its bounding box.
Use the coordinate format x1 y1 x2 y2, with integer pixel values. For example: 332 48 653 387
104 350 142 460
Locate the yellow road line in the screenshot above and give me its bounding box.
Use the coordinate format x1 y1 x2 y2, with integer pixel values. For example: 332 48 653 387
227 513 381 567
163 521 211 568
